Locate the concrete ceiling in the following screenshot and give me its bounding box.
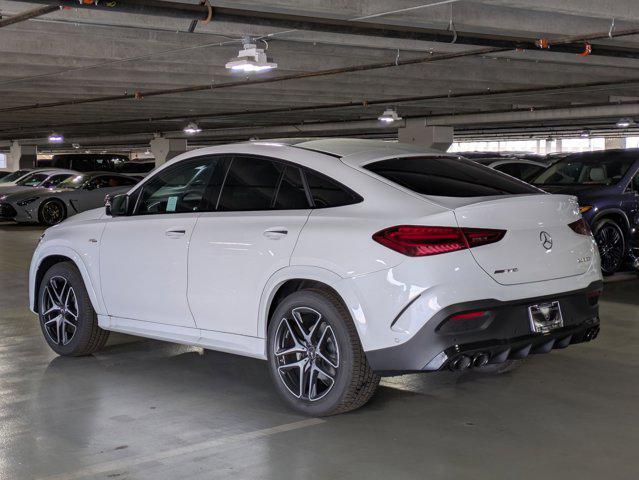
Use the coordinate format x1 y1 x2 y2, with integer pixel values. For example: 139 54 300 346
2 0 639 150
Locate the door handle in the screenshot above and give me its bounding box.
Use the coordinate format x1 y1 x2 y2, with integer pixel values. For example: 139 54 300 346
263 228 288 239
165 228 187 238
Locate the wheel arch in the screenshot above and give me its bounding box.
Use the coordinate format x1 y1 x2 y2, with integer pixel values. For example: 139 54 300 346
592 209 631 235
31 247 103 315
259 267 367 347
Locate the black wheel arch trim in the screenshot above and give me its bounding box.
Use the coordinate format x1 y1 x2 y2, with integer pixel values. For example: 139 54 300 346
592 208 631 233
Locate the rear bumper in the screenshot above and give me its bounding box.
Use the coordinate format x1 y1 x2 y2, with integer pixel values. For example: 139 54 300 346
365 281 602 375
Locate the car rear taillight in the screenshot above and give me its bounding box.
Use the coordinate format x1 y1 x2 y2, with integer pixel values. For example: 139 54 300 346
372 225 506 257
568 218 591 235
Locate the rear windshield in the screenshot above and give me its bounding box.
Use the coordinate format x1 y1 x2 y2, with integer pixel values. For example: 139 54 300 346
531 156 634 186
365 157 540 197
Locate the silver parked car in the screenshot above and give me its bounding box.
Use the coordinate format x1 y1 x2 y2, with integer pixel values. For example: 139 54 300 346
0 172 139 226
0 169 77 196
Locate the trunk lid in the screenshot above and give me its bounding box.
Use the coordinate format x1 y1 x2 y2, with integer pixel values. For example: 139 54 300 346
445 194 595 285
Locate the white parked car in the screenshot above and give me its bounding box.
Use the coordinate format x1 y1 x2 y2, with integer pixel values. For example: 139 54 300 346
29 139 603 416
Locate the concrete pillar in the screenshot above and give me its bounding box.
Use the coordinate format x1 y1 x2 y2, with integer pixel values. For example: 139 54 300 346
399 120 453 151
149 138 187 167
605 137 626 150
7 141 37 170
556 139 563 153
545 139 553 154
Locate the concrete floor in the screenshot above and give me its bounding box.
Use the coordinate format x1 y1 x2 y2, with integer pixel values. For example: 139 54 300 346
1 223 638 480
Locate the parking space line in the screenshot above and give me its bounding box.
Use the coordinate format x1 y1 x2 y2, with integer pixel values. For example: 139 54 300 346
36 418 325 480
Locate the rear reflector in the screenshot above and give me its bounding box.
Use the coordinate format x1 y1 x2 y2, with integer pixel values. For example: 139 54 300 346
568 218 591 235
450 311 488 321
372 225 506 257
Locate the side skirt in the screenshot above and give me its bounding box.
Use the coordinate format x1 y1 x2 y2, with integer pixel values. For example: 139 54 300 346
98 315 267 360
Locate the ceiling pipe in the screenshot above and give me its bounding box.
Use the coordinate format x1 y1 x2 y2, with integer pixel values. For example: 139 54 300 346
15 0 639 60
0 4 60 28
2 78 639 138
0 119 393 149
427 101 639 126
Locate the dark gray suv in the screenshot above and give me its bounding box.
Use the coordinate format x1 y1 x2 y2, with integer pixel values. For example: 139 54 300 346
531 149 639 275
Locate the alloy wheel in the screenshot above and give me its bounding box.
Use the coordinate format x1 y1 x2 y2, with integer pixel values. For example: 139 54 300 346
274 307 340 402
41 276 79 346
41 201 64 225
595 224 624 274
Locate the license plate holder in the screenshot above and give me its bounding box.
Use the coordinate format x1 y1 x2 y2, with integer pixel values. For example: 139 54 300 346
528 301 563 333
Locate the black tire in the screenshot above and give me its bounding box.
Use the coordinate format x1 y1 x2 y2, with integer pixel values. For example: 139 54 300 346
267 288 380 416
38 199 67 226
38 261 109 356
475 359 524 374
593 219 626 276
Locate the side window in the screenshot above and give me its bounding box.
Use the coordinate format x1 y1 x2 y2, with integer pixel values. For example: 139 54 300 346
304 169 361 208
493 163 521 179
630 172 639 193
217 156 284 211
101 175 137 188
135 156 225 215
273 166 310 209
41 174 73 188
85 176 110 190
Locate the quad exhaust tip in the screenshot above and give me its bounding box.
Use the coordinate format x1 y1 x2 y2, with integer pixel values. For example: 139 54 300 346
449 352 490 371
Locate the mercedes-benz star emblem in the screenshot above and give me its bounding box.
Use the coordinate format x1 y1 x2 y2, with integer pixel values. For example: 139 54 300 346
540 231 553 250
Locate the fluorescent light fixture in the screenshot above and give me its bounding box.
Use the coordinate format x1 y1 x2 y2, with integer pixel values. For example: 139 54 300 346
616 117 633 128
378 108 402 123
48 132 64 143
225 42 277 73
183 122 202 134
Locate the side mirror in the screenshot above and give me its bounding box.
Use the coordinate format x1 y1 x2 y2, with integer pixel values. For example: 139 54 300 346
105 193 129 217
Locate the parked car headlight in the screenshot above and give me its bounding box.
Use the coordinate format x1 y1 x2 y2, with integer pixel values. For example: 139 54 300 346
17 197 39 206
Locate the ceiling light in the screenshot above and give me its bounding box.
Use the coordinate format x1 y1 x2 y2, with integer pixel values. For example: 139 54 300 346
616 117 634 128
580 130 591 138
183 122 202 134
48 132 64 143
378 108 402 123
225 41 277 73
72 143 80 149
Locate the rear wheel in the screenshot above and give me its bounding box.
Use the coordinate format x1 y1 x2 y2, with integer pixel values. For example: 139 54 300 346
38 261 109 356
267 289 379 416
39 199 67 226
594 219 625 276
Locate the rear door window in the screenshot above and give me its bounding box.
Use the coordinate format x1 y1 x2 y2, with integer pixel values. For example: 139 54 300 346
217 156 284 211
365 157 540 197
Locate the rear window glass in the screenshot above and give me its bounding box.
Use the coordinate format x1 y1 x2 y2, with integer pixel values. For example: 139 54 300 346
365 157 540 197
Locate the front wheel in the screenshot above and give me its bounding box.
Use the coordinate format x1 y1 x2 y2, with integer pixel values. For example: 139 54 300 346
39 199 67 226
38 261 109 356
594 219 626 276
267 289 380 416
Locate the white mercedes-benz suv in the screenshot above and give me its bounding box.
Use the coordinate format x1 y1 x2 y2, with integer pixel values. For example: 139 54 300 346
29 139 603 416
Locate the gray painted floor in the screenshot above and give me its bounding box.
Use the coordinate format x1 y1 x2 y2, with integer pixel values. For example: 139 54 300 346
1 223 637 480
